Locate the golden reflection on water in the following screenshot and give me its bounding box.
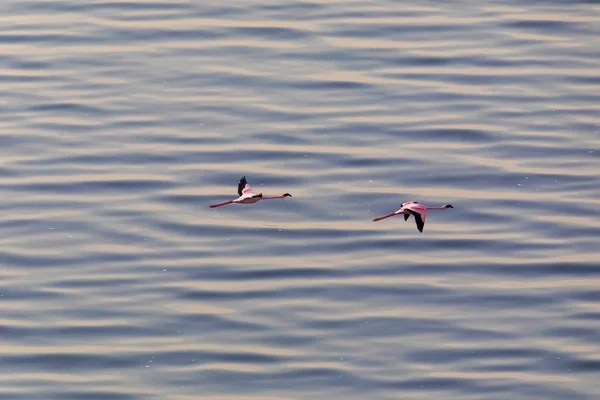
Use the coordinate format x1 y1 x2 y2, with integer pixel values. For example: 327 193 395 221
1 1 599 399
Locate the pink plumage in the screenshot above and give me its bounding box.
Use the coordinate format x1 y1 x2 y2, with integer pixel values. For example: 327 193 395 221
373 201 453 232
209 176 292 208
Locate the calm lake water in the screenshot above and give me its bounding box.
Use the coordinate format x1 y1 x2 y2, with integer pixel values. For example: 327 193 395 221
1 1 599 399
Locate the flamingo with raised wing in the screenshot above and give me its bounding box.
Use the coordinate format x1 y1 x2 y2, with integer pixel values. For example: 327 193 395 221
209 176 292 208
373 201 453 232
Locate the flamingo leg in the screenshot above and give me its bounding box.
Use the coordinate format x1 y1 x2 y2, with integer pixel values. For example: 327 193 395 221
209 200 234 208
373 212 398 222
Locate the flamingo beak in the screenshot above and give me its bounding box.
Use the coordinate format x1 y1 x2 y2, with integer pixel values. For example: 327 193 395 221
446 204 454 208
283 193 292 197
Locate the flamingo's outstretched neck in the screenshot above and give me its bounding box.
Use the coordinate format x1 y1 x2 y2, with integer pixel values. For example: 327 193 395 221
209 200 234 208
425 204 454 210
261 193 292 200
373 212 397 222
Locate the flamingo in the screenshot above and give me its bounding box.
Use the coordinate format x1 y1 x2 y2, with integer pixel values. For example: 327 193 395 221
373 201 453 232
209 176 292 208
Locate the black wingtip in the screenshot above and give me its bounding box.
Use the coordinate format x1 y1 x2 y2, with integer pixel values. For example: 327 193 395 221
407 209 425 233
237 176 248 196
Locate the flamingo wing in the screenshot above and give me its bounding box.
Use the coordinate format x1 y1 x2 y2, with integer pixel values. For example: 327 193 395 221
403 203 427 233
406 209 424 232
238 176 254 196
237 176 246 196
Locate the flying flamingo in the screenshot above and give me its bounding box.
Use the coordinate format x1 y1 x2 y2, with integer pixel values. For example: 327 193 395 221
209 176 292 208
373 201 453 232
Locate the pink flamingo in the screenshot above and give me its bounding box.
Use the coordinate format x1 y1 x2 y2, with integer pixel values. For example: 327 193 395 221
209 176 292 208
373 201 453 232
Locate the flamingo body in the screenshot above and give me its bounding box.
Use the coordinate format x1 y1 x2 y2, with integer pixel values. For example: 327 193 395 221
373 201 453 232
209 176 291 208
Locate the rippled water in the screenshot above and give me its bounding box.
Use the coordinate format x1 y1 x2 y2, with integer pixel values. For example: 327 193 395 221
1 1 600 399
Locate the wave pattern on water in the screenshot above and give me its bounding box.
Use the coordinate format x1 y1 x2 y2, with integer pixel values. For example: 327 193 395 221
1 0 600 399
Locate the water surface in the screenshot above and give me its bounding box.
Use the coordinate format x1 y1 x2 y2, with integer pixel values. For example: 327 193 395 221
1 1 600 399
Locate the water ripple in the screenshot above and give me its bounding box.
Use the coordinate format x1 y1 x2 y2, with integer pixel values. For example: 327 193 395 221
1 1 600 399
